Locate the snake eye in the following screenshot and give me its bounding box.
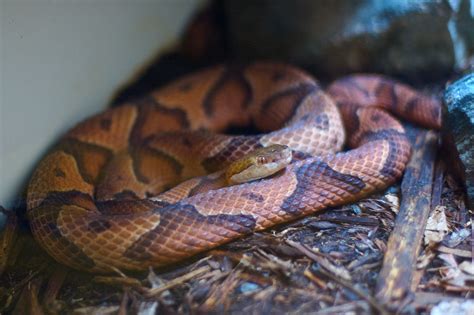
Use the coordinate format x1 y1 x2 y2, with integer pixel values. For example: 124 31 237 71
257 156 267 164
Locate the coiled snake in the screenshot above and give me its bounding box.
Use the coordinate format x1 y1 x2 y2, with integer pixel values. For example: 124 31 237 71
27 63 441 272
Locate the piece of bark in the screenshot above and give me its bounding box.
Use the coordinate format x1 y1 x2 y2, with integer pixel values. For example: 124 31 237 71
375 129 438 307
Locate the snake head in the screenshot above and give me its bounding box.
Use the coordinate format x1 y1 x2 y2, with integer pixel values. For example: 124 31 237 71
226 144 292 185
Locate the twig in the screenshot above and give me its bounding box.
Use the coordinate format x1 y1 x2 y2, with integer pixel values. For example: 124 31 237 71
42 266 68 306
117 290 129 315
145 265 211 297
200 268 241 312
304 268 327 289
436 245 472 258
286 240 351 281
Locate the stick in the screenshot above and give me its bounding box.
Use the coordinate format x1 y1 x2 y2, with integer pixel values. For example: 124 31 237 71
145 265 211 297
375 129 438 307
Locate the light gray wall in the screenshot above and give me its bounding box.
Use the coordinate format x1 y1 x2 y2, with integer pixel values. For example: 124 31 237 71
0 0 203 209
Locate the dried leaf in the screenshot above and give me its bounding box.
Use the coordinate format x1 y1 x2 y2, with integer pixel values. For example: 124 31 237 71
424 206 449 245
439 254 474 288
384 194 399 214
459 261 474 276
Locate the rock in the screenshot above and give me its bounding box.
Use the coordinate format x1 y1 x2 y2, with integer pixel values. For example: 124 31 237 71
444 73 474 207
239 282 260 293
224 0 474 82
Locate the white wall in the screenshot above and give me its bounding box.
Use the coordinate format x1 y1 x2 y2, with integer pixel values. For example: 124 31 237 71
0 0 203 209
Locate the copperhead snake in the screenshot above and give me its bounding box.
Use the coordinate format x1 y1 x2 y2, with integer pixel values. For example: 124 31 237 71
26 63 441 273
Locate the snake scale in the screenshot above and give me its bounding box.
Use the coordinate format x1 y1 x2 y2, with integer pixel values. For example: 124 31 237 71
27 63 441 272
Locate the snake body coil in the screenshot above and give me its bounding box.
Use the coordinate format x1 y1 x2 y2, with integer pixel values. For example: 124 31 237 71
27 63 441 272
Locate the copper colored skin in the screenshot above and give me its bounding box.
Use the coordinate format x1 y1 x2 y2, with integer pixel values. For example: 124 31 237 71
26 63 441 272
